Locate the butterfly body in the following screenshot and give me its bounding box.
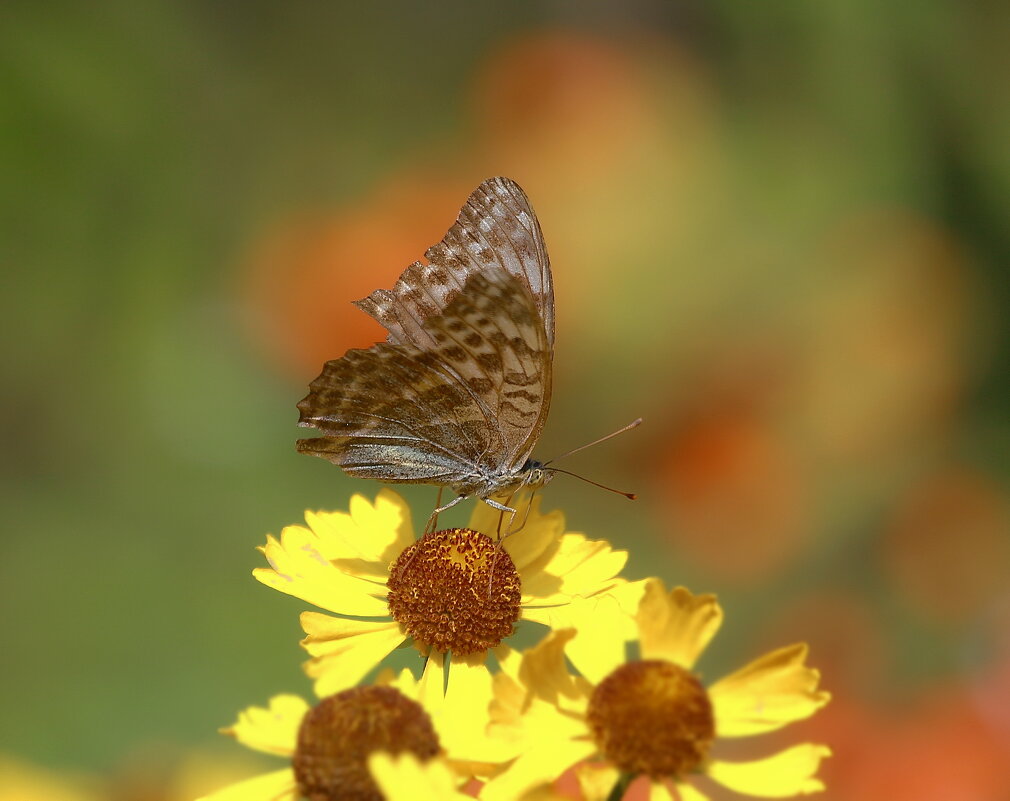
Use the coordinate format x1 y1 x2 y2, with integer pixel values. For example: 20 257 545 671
296 178 556 512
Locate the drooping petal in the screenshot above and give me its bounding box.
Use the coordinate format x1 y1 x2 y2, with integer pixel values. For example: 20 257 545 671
518 629 594 714
300 613 406 695
494 642 522 678
195 768 297 801
707 744 831 797
440 653 514 765
574 762 621 801
552 595 630 685
254 527 389 615
669 779 711 801
637 579 723 669
384 665 422 697
305 490 414 559
368 753 471 801
221 695 307 756
487 635 591 758
709 644 831 737
473 495 564 574
519 533 629 603
480 738 597 801
647 779 680 801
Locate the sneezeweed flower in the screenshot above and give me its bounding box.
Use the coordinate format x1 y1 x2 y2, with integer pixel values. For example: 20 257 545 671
367 754 473 801
254 489 646 696
199 659 504 801
482 579 831 801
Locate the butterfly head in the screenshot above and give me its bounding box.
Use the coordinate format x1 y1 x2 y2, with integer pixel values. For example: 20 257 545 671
520 459 554 489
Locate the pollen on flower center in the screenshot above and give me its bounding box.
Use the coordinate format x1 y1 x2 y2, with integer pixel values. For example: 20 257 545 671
386 528 522 655
292 685 440 801
586 659 715 779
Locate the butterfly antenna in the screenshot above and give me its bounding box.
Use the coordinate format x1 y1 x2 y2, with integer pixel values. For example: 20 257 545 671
545 467 638 500
544 418 643 465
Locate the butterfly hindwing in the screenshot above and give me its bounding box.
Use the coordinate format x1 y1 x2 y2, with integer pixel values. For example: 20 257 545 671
297 265 552 496
352 177 554 351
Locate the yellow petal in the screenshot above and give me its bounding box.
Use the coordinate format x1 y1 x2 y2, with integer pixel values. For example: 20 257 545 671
707 745 831 797
220 695 307 756
575 762 621 801
637 579 722 669
480 738 597 801
647 780 678 801
386 665 422 699
557 595 631 685
520 533 628 603
471 494 564 574
300 613 406 695
442 654 515 765
519 630 594 714
709 644 831 737
669 780 710 801
488 636 591 757
494 643 522 678
501 503 566 573
254 526 389 616
369 753 471 801
195 768 296 801
303 491 414 561
522 580 646 644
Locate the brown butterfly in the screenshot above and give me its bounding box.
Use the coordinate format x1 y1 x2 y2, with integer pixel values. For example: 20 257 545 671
296 177 637 524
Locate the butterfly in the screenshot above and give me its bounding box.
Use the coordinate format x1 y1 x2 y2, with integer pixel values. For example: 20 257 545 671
296 177 557 522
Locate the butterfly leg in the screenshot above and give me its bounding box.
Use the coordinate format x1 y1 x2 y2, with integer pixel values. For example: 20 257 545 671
424 492 468 535
483 497 519 541
484 494 519 595
504 491 537 538
395 492 468 580
429 486 445 533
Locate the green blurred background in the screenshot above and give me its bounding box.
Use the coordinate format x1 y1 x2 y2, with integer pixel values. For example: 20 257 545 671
2 2 1008 799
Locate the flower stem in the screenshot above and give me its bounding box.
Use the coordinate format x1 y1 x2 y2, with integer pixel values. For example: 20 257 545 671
605 772 634 801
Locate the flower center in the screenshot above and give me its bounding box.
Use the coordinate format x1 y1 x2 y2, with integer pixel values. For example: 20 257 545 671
292 685 440 801
386 528 522 655
586 659 715 779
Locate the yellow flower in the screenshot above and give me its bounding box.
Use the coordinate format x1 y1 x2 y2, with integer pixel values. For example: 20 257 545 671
0 755 97 801
368 753 473 801
254 489 645 696
482 579 832 801
198 654 504 801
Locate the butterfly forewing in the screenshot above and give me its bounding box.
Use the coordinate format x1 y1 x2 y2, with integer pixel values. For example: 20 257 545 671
297 264 552 498
353 177 554 350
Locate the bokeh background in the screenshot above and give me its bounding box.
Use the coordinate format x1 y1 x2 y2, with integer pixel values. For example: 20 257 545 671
3 2 1009 799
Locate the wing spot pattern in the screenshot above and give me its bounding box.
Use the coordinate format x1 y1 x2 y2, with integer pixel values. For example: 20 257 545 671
443 345 468 362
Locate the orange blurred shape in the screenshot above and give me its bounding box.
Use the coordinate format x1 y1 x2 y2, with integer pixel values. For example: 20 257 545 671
768 682 1010 801
846 686 1010 801
966 595 1010 746
657 408 809 582
468 30 717 344
242 172 474 377
881 467 1010 623
799 211 974 469
471 31 658 182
